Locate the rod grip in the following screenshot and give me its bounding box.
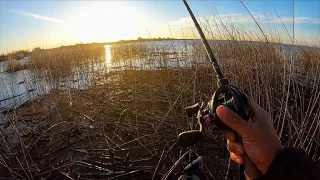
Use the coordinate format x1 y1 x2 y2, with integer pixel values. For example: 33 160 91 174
236 134 262 180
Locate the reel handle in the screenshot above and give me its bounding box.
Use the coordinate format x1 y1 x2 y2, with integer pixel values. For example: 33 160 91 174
177 85 251 147
178 102 204 147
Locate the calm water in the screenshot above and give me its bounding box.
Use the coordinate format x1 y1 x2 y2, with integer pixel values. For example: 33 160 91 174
0 61 110 110
0 40 189 110
0 40 311 110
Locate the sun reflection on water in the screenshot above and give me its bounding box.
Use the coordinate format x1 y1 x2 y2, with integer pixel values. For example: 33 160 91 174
104 45 112 65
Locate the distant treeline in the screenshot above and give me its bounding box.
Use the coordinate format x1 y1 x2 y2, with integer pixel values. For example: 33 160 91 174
108 37 178 45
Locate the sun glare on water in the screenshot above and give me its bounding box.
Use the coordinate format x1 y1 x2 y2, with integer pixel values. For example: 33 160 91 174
67 2 146 43
104 45 112 64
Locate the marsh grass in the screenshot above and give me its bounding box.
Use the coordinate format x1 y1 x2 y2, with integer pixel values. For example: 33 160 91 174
0 12 319 179
5 59 29 73
28 44 106 78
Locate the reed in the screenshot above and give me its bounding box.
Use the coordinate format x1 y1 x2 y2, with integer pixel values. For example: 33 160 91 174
0 12 319 179
5 59 29 73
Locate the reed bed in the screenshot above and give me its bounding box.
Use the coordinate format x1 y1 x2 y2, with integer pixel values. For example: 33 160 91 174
28 44 106 78
0 14 320 180
5 59 29 73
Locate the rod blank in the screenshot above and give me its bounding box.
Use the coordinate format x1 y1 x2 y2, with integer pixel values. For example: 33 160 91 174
182 0 225 81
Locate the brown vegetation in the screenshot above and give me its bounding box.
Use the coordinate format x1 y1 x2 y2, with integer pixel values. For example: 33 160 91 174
5 59 29 72
28 44 106 77
0 50 31 62
0 18 320 179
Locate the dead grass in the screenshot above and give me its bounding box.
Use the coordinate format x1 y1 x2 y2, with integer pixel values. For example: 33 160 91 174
28 44 106 78
0 13 320 179
1 69 219 179
5 59 29 73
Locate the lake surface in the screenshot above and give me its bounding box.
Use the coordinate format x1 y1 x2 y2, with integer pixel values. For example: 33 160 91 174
0 40 314 110
0 40 202 110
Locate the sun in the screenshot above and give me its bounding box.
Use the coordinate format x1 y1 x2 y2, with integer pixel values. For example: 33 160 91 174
67 2 147 43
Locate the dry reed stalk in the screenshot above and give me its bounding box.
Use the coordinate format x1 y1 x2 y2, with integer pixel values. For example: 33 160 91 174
1 10 319 178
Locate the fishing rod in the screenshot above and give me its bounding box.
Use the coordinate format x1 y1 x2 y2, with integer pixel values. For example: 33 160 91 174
174 0 263 179
182 0 227 86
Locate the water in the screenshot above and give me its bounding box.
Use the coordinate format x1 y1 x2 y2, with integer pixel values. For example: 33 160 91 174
0 57 29 72
0 41 165 110
0 70 31 109
0 40 316 150
0 40 314 110
105 45 112 65
109 40 206 70
0 59 110 111
0 57 32 110
0 54 111 149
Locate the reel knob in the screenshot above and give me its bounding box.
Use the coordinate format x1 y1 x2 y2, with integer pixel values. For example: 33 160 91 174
178 130 203 147
185 102 202 117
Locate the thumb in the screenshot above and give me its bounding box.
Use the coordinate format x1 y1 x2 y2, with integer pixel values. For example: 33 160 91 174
216 105 252 135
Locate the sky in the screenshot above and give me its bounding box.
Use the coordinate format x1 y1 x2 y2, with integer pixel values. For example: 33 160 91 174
0 0 319 54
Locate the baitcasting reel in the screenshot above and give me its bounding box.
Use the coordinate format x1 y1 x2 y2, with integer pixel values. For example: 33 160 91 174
178 83 251 147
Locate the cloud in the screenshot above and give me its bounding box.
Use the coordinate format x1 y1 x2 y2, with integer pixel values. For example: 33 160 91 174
14 10 64 24
169 13 320 28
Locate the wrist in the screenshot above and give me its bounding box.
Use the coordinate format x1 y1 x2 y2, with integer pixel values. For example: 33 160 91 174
261 146 284 174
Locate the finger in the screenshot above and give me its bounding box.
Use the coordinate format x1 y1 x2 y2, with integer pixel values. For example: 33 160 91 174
227 141 245 156
224 130 236 142
216 105 252 135
230 152 243 164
